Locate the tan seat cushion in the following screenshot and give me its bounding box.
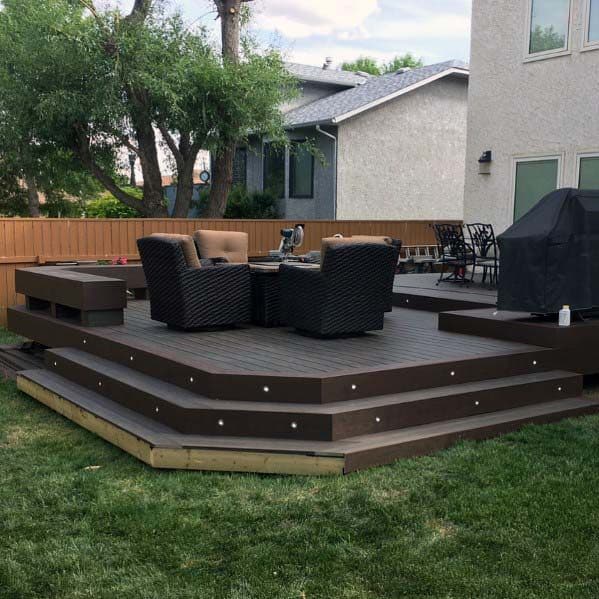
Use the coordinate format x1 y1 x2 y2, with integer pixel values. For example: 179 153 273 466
193 230 249 264
150 233 201 268
351 235 393 246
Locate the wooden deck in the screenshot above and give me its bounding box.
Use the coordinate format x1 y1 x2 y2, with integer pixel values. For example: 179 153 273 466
9 267 599 475
393 273 497 312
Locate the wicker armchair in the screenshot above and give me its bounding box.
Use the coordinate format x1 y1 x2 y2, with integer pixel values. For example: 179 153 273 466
280 243 397 337
137 236 251 330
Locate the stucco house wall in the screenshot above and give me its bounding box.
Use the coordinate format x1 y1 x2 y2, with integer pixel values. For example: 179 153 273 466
245 129 336 220
464 0 599 234
336 78 468 220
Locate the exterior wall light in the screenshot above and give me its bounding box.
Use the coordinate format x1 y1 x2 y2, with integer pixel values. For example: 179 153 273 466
478 150 492 175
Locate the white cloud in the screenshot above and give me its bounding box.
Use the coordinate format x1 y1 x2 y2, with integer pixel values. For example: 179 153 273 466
252 0 380 38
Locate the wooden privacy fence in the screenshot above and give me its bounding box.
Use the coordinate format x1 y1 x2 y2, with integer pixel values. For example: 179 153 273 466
0 218 459 326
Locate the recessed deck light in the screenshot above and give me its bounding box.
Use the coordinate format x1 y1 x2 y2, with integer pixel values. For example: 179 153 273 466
130 356 134 361
218 419 225 427
450 371 456 377
375 417 381 423
475 401 480 406
98 381 102 387
83 339 87 344
351 384 357 391
263 386 270 393
291 422 298 429
155 406 159 413
558 386 563 392
189 376 194 383
533 360 537 366
53 361 57 367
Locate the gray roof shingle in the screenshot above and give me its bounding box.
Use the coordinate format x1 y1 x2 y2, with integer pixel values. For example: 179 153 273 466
285 60 469 128
285 62 370 87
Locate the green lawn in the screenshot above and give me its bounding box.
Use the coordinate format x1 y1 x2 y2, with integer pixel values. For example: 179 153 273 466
2 357 599 598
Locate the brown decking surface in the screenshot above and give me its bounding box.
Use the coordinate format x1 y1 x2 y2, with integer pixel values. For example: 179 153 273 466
88 301 539 375
393 274 497 310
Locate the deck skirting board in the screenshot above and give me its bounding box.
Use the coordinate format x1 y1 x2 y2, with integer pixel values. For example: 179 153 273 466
16 375 346 476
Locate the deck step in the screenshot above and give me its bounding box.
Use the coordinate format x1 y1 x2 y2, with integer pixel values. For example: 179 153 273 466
16 368 599 475
44 347 583 441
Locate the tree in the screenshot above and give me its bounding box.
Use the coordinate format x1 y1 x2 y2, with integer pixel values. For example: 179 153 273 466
341 56 381 76
383 53 424 73
342 53 424 76
206 0 253 218
0 0 294 218
529 25 565 54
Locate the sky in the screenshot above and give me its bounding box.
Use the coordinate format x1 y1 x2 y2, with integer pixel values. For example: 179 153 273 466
114 0 472 68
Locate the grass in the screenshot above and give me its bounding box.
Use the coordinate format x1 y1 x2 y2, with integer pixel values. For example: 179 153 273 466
2 361 599 597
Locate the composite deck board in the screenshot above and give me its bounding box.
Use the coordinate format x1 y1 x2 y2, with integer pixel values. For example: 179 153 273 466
103 302 539 374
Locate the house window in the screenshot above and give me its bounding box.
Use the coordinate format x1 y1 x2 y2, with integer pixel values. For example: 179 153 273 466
263 143 285 199
514 157 560 221
232 147 247 188
528 0 571 55
578 155 599 188
586 0 599 43
289 141 314 199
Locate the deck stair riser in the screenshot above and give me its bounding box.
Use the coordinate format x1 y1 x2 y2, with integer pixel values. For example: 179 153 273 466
9 306 563 404
16 369 599 475
45 348 582 442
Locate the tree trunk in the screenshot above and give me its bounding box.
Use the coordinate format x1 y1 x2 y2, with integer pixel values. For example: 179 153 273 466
205 145 235 218
24 172 40 218
207 0 251 218
172 157 196 218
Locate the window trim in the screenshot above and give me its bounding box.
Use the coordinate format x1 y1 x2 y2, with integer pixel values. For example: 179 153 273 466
524 0 573 62
289 140 315 200
582 0 599 50
576 151 599 188
511 153 563 222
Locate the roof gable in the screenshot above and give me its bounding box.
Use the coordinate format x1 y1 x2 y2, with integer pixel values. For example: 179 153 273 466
285 60 469 129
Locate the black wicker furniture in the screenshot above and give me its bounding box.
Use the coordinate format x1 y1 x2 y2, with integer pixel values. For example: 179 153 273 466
466 223 500 286
433 224 475 285
137 235 251 330
279 243 397 337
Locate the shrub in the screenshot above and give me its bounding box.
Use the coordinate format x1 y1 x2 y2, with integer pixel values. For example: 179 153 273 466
223 187 279 219
85 191 141 218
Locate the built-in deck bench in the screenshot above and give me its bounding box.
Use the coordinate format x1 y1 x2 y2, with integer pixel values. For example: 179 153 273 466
15 265 138 327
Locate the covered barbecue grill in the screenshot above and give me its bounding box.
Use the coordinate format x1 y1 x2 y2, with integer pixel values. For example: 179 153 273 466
497 188 599 314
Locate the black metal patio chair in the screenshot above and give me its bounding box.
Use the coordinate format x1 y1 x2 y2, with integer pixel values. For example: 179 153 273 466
137 235 251 330
466 223 500 286
433 224 475 285
280 243 397 337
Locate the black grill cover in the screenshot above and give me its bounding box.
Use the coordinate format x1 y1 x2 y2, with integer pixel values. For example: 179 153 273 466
498 188 599 313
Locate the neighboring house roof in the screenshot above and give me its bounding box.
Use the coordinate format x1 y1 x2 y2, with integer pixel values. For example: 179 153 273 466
285 60 469 129
285 62 370 88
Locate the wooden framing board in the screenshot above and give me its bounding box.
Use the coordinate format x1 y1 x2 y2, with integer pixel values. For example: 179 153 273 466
16 375 345 476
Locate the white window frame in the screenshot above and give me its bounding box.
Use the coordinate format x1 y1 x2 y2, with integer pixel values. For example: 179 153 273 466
582 0 599 50
524 0 573 62
576 152 599 187
511 153 563 222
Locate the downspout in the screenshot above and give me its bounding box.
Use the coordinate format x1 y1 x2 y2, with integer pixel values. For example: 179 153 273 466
316 125 338 219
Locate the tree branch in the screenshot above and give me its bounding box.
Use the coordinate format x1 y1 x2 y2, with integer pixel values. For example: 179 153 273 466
156 123 183 168
72 126 144 213
119 136 140 156
124 0 154 24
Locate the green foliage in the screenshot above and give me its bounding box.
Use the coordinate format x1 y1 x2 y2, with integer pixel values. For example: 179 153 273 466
530 25 566 53
342 53 424 76
41 194 84 218
383 52 424 73
0 172 28 217
224 187 279 219
341 56 382 75
0 0 297 216
86 192 141 218
2 373 599 597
